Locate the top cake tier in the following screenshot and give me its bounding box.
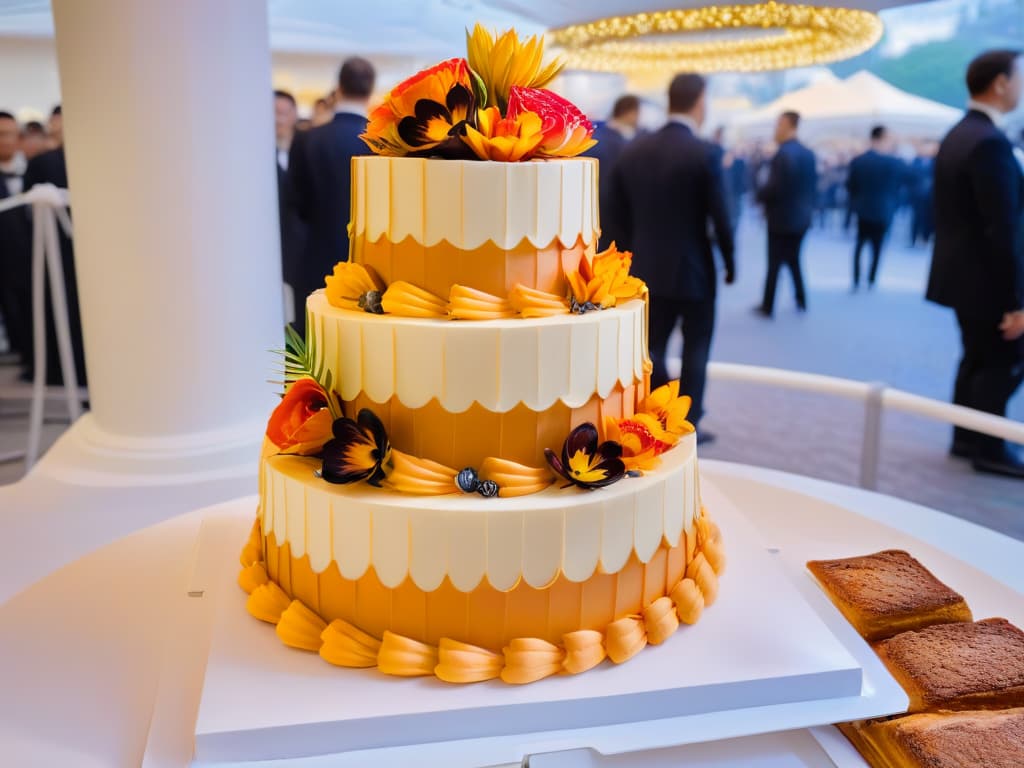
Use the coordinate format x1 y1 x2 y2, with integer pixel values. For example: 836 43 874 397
349 157 599 297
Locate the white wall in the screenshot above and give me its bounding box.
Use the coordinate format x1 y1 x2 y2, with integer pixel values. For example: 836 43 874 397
0 36 61 118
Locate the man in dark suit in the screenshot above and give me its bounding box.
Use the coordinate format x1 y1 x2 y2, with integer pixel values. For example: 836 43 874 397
607 74 735 442
273 90 306 327
928 49 1024 478
585 94 640 251
288 57 375 337
908 144 936 246
0 110 31 368
22 138 88 387
847 125 907 289
755 111 817 317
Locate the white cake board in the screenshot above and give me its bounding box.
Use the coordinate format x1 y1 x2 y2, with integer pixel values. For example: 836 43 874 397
192 479 905 766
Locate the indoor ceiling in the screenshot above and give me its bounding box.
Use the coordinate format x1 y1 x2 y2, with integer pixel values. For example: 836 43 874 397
0 0 919 56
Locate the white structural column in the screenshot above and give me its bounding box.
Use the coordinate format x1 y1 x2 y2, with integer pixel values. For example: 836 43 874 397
46 0 282 478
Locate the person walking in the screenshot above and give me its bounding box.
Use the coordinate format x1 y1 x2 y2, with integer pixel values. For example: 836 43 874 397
755 111 817 317
847 125 907 289
928 49 1024 478
606 73 735 443
585 94 640 251
287 58 374 338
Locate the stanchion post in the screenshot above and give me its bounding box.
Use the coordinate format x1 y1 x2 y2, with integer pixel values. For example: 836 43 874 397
860 382 886 491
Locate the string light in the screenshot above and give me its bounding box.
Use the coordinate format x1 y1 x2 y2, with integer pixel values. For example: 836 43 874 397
548 3 884 73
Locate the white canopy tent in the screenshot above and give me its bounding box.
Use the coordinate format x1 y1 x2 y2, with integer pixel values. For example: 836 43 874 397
731 70 962 141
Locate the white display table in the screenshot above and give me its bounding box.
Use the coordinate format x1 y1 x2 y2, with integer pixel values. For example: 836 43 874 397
0 460 1021 768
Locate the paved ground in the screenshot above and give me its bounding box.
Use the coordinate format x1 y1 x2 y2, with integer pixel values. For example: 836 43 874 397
686 208 1024 540
2 209 1021 539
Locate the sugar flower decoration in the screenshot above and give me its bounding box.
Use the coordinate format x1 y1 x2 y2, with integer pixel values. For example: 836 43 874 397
463 106 544 162
321 409 391 486
265 378 334 456
506 86 595 158
361 58 476 158
545 423 626 490
466 24 563 113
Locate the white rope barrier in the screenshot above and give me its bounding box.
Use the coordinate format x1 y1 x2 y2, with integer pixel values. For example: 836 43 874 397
0 184 82 469
708 361 1024 489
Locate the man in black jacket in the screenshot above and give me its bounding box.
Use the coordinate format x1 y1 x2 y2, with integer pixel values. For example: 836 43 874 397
927 49 1024 478
847 125 907 289
607 74 735 441
585 94 640 251
755 111 817 317
288 57 374 337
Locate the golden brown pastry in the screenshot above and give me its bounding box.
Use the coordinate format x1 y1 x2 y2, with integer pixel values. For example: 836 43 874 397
875 618 1024 713
839 708 1024 768
807 550 971 641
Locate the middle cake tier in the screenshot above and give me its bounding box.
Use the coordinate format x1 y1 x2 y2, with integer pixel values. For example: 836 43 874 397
308 291 650 467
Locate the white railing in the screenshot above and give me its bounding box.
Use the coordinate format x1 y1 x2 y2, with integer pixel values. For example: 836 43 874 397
0 185 84 469
707 361 1024 490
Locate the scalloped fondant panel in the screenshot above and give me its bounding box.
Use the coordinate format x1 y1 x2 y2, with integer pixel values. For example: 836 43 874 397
308 291 646 413
258 434 699 593
351 156 599 251
344 383 641 469
265 533 689 648
352 234 585 300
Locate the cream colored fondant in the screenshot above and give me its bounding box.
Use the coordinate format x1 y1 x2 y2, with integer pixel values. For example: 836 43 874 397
350 157 599 252
308 291 645 413
258 434 699 592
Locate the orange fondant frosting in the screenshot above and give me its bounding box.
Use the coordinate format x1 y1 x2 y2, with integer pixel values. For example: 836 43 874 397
276 600 327 651
435 638 504 683
501 638 565 684
380 280 448 318
246 582 290 624
642 596 680 645
448 284 516 320
561 629 606 674
670 578 704 625
384 450 459 495
240 518 263 567
264 530 686 647
351 233 586 300
238 562 269 594
319 619 382 668
605 615 647 664
686 553 719 607
240 508 724 684
378 631 438 677
478 457 554 497
508 284 570 318
345 383 642 470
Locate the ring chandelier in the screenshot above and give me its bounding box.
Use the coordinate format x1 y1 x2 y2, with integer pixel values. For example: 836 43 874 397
548 3 884 73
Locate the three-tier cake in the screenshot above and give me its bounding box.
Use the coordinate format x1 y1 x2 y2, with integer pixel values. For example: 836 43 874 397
238 26 724 685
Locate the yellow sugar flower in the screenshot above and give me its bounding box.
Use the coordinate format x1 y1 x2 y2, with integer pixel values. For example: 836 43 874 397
591 244 645 302
463 106 544 162
466 24 563 112
640 381 695 438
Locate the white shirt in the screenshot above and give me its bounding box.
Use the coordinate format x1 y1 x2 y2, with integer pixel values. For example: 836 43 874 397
668 113 701 135
967 99 1006 128
276 148 289 172
334 100 368 118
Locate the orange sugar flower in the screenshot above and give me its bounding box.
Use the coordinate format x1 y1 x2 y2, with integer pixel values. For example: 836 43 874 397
361 58 476 157
265 378 334 455
462 106 544 162
604 413 678 471
506 86 596 158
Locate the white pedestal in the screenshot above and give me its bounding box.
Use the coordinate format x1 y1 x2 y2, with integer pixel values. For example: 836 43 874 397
191 481 906 765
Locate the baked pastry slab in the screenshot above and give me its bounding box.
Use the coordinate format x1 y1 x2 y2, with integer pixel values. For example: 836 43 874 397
874 618 1024 713
807 550 971 641
839 708 1024 768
